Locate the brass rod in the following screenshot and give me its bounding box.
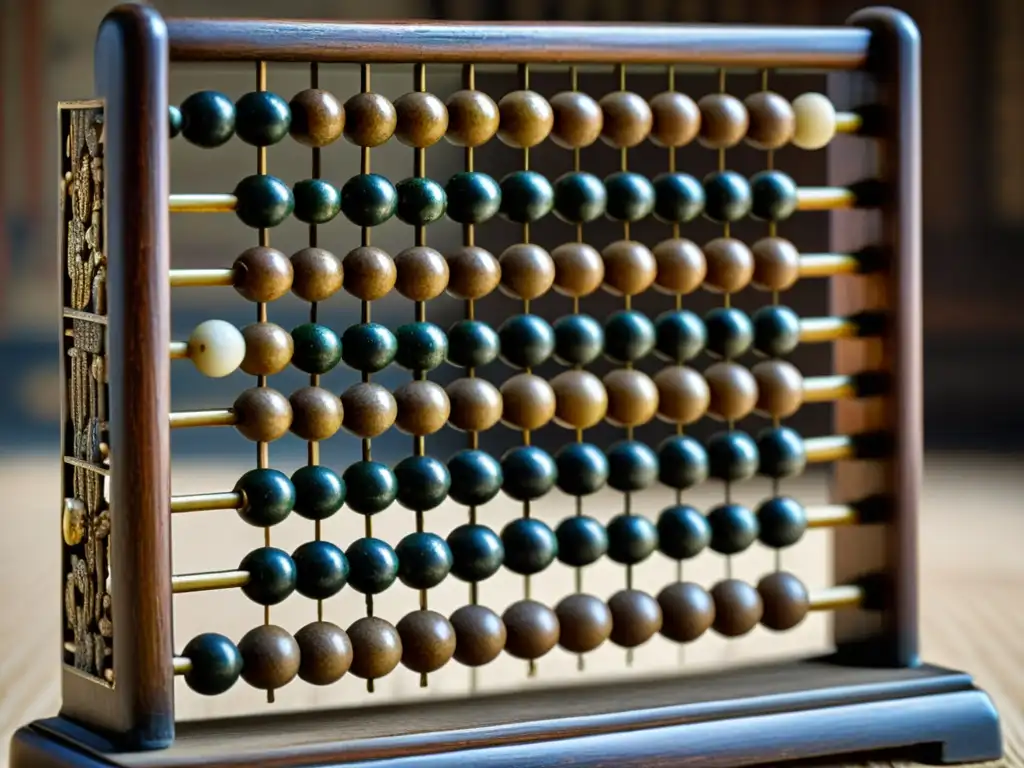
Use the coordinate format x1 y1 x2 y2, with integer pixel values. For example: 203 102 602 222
806 504 860 528
169 194 237 213
834 111 862 134
802 374 857 403
172 569 249 593
804 434 856 463
798 253 861 278
796 186 857 211
170 491 242 513
173 656 192 675
169 409 237 428
808 584 863 611
169 268 235 287
169 341 188 360
798 316 862 343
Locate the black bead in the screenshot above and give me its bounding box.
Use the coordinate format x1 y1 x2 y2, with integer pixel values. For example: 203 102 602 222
292 540 349 599
343 461 398 515
234 468 295 527
501 446 558 501
234 174 294 228
180 90 236 148
653 172 705 223
446 319 500 368
235 91 292 147
756 496 808 549
658 435 709 490
555 515 608 566
291 323 342 374
394 455 451 511
499 170 554 223
604 310 656 364
396 531 453 590
396 176 447 226
707 503 759 555
239 547 297 606
341 173 397 227
750 170 798 222
293 179 341 224
498 314 554 369
606 440 659 492
604 171 656 222
756 426 807 479
169 106 183 138
657 505 711 560
396 321 448 372
553 314 604 367
345 537 399 595
341 322 398 373
606 514 659 566
447 449 503 506
555 442 609 496
501 518 558 576
447 524 504 582
704 307 754 360
707 431 760 483
655 309 706 363
553 171 607 224
291 465 345 521
752 305 801 358
445 171 501 224
182 633 242 696
702 170 752 223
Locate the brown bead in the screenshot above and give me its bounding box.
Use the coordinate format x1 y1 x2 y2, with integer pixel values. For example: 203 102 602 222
343 246 396 301
240 322 293 376
291 247 343 302
503 599 559 660
705 362 758 422
751 237 800 292
555 593 612 654
697 93 749 149
394 91 449 149
295 620 352 686
551 370 607 430
450 604 506 667
394 246 449 301
446 245 501 300
233 387 292 442
394 380 450 436
447 377 503 432
758 571 810 632
744 91 795 150
649 91 701 148
289 88 345 148
348 616 402 680
289 386 343 441
653 366 709 426
608 589 663 648
602 240 657 297
499 373 556 431
343 92 397 148
340 382 397 438
238 625 300 691
549 91 603 149
551 242 604 298
652 238 706 296
599 91 653 148
397 609 456 674
603 369 658 428
711 579 763 638
497 90 554 148
498 243 555 301
752 360 804 419
703 238 754 294
445 90 500 148
658 582 715 643
233 246 293 303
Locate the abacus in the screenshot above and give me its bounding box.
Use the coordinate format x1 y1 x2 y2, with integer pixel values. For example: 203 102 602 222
11 4 1003 768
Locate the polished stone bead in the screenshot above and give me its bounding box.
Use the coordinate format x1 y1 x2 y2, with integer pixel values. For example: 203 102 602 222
752 305 801 358
290 323 342 375
396 532 453 590
444 171 502 224
757 426 807 479
501 518 558 576
169 106 183 138
653 172 705 223
341 322 398 373
604 310 656 364
499 170 554 223
502 445 557 502
704 307 754 360
702 170 752 223
604 171 656 222
707 431 760 483
182 633 242 695
555 515 608 566
750 170 798 222
447 524 504 582
550 444 608 503
293 179 341 224
342 461 398 516
235 91 291 146
395 321 448 372
654 310 706 363
447 449 503 506
553 314 604 367
657 504 711 560
498 314 555 369
396 177 447 226
606 440 659 492
239 547 296 605
345 538 398 595
180 90 236 147
606 514 659 565
553 171 607 224
446 319 499 369
394 455 450 511
234 468 295 528
707 503 759 555
291 465 345 521
340 173 397 227
292 540 349 599
234 174 294 228
658 434 709 490
756 496 808 549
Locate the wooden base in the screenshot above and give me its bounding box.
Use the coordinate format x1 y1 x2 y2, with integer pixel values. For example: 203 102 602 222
10 657 1001 768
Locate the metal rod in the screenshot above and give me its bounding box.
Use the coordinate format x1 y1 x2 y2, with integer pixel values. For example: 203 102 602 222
834 111 862 134
808 584 864 611
796 186 858 211
806 504 861 528
169 341 188 360
172 656 192 675
798 253 862 278
169 194 237 213
172 569 249 593
804 434 856 463
169 409 237 428
802 374 857 403
169 268 235 287
798 316 864 343
170 491 242 513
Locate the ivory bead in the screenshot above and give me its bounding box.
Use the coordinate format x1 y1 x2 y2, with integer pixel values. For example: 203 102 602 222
792 93 837 150
187 320 245 378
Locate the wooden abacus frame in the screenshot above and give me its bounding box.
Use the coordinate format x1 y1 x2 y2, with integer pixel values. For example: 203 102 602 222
11 4 1003 767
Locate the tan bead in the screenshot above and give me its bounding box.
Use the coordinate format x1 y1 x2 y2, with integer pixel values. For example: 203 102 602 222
608 589 662 648
289 386 343 442
233 246 293 303
289 89 345 148
394 246 449 301
497 90 554 148
705 362 758 422
502 599 559 660
555 593 612 654
649 91 701 148
343 246 396 301
652 238 706 296
340 382 397 438
658 582 715 643
233 387 292 442
599 91 653 148
498 243 555 300
446 245 501 300
551 242 604 298
499 373 556 431
450 604 506 667
703 237 754 294
601 240 657 297
347 616 402 680
752 359 804 419
238 625 300 691
758 571 809 632
295 621 352 686
744 91 795 150
711 579 763 638
394 380 450 436
653 366 709 425
751 237 800 292
394 91 449 148
792 92 836 150
549 91 603 149
551 370 608 430
397 609 456 674
446 377 503 432
603 369 659 428
343 92 397 148
445 89 500 148
240 322 293 376
291 247 343 303
697 93 749 149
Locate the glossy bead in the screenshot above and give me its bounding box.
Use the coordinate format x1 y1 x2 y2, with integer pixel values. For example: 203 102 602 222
393 380 450 436
238 625 300 690
295 621 352 686
503 600 560 660
451 605 506 666
744 91 795 150
346 538 398 595
233 246 293 303
502 518 558 576
608 589 662 648
705 361 758 422
497 90 553 148
498 314 555 369
343 246 396 301
394 91 448 148
697 93 748 149
398 610 455 674
703 237 754 294
446 319 500 368
447 524 503 582
606 513 658 565
395 245 449 301
751 170 798 222
603 369 659 428
342 460 398 515
444 172 502 224
187 320 245 378
550 91 603 149
239 547 296 606
708 503 758 555
792 93 836 150
704 307 753 360
500 373 556 431
604 310 655 364
649 91 701 147
288 386 343 441
602 240 657 297
235 91 291 146
551 242 605 297
757 426 807 479
394 455 450 511
707 431 759 483
553 172 607 224
757 496 807 548
182 633 242 695
556 515 608 566
752 237 801 292
169 106 183 138
291 247 343 302
290 323 341 375
341 173 397 227
556 594 612 654
234 175 294 228
753 305 801 358
599 91 652 148
395 177 447 226
446 377 503 433
500 170 554 223
292 540 349 599
289 89 344 148
347 616 402 680
397 532 452 589
551 370 607 430
240 322 293 376
654 365 709 425
654 310 705 363
759 572 810 631
341 382 397 439
653 173 705 224
659 582 715 643
180 90 235 147
553 314 604 366
446 245 501 300
343 92 396 147
445 90 499 147
607 441 658 493
342 322 397 373
447 449 503 506
711 579 763 637
657 504 710 560
396 321 448 372
555 443 609 497
658 435 709 490
501 445 557 501
604 171 655 222
702 170 751 224
291 465 345 521
233 388 292 443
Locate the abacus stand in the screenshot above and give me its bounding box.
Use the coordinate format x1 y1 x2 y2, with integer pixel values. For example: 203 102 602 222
10 656 1002 768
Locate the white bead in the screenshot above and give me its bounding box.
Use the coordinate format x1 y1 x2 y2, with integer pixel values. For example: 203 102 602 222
187 320 246 378
792 93 836 151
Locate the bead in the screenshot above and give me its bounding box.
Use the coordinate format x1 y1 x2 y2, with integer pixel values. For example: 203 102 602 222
607 440 658 493
234 468 295 527
654 365 709 425
653 240 705 297
757 426 807 479
180 90 235 147
446 245 500 300
708 503 758 555
657 435 709 490
291 247 343 302
501 445 557 501
752 237 801 292
182 633 242 696
553 172 607 225
497 90 553 148
657 504 710 560
394 380 450 436
706 361 758 421
234 174 294 229
697 93 748 149
346 537 399 595
658 582 715 643
62 501 84 547
238 625 300 691
292 540 349 599
702 170 751 224
555 443 609 497
704 307 754 360
240 322 293 376
503 600 559 660
447 449 503 506
290 323 341 375
340 382 397 439
502 517 558 575
446 319 500 368
446 377 503 433
753 305 801 357
447 524 503 582
550 91 603 149
603 369 659 428
347 616 402 680
602 240 657 297
239 547 296 605
653 173 705 225
169 106 183 138
751 170 798 222
187 320 245 378
341 173 397 227
500 373 556 431
792 93 836 150
707 430 759 483
551 370 607 430
604 310 655 364
608 589 662 648
397 532 453 590
553 314 604 367
445 172 502 224
342 323 398 374
343 92 397 147
233 387 292 443
500 170 554 223
649 91 701 147
295 621 352 686
744 91 795 150
604 172 656 222
599 91 653 148
556 515 608 567
343 246 396 301
703 237 754 294
233 246 293 303
499 314 555 369
395 177 447 226
551 242 604 298
396 321 448 372
654 310 706 363
342 460 398 515
394 246 449 301
606 513 658 565
445 90 499 147
759 572 810 631
556 594 612 654
398 610 456 674
394 455 450 511
498 243 555 301
291 465 345 521
235 91 291 146
289 89 344 148
289 386 343 441
757 496 807 549
394 91 448 148
451 605 506 666
711 579 763 637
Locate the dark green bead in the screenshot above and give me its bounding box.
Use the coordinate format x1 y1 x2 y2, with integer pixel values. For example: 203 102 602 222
180 90 235 148
234 174 294 228
499 170 553 223
498 314 554 369
653 172 704 223
446 319 499 368
750 170 798 223
606 440 658 492
604 310 655 364
756 426 807 479
396 532 452 590
753 305 801 358
604 171 655 222
657 505 710 560
291 322 342 374
182 633 242 696
235 91 292 147
345 537 398 595
395 177 447 226
756 496 807 549
554 442 608 496
239 547 296 606
343 461 398 515
341 173 397 227
394 455 450 511
169 106 183 139
654 310 706 363
606 514 658 566
234 468 295 527
447 524 504 583
501 518 557 576
555 516 608 567
553 314 604 367
293 179 341 224
447 449 503 506
341 323 397 373
553 171 607 224
292 540 349 599
501 446 557 501
291 465 345 521
445 171 501 224
396 322 448 372
704 307 753 360
658 435 708 490
702 170 752 223
708 503 758 555
707 431 759 483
